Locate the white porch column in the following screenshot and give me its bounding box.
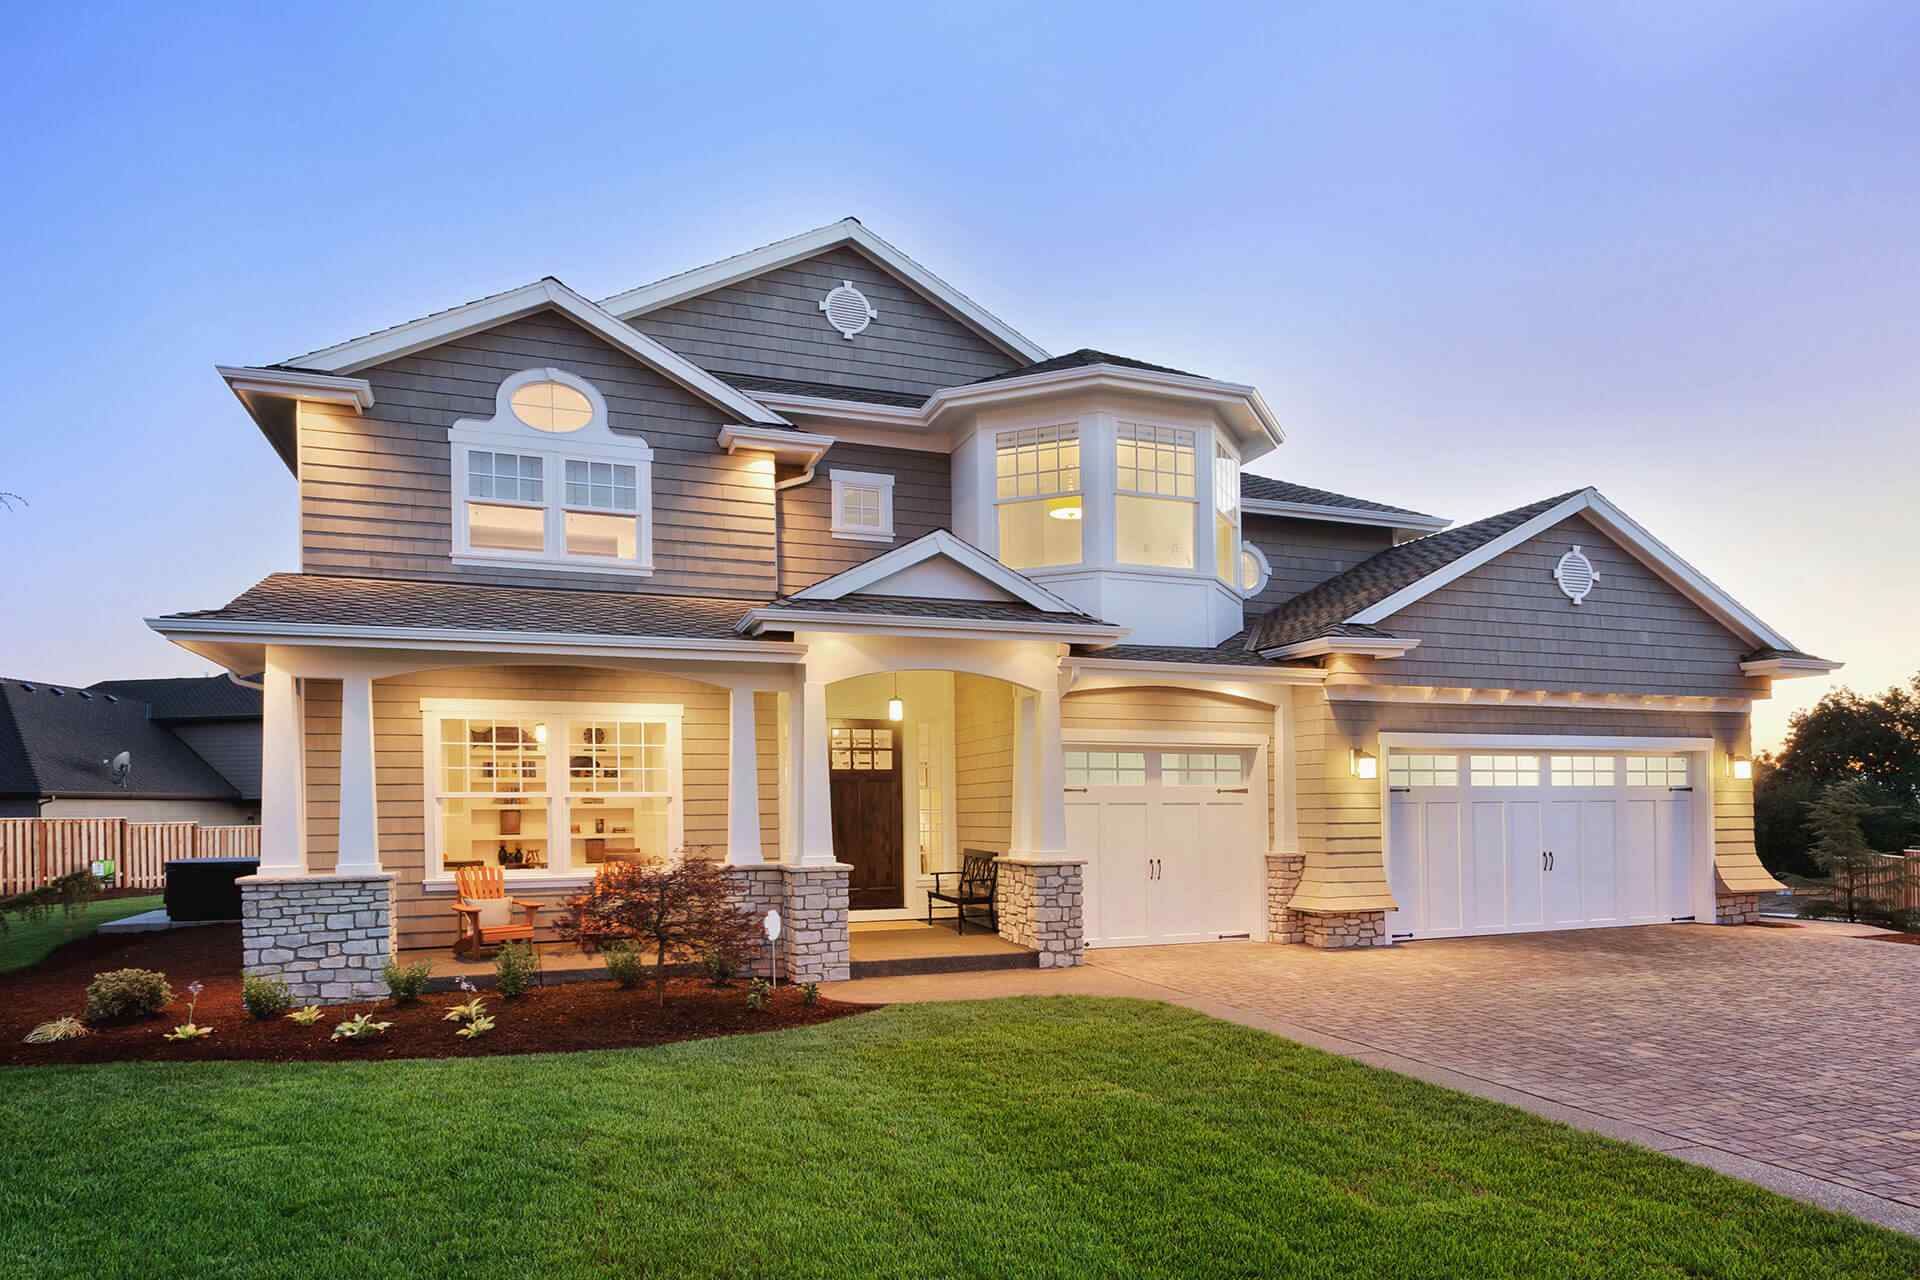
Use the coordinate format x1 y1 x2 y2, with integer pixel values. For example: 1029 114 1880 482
1272 692 1299 854
1030 685 1067 856
797 676 837 865
257 652 307 876
725 686 764 865
334 672 381 877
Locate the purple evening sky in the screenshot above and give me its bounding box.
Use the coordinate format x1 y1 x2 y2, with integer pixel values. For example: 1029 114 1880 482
1 2 1914 748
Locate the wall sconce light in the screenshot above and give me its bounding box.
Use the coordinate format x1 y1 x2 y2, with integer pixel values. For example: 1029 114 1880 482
1350 749 1378 781
1729 755 1753 781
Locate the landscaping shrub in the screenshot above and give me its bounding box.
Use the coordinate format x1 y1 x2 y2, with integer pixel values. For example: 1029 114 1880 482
22 1017 88 1044
495 941 539 997
746 978 772 1012
603 942 643 990
241 976 292 1021
801 982 820 1007
382 960 433 1003
701 948 738 987
83 968 173 1024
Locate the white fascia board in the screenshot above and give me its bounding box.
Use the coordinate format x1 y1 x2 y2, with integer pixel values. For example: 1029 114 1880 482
1741 656 1844 678
745 389 928 427
278 279 788 428
1330 684 1754 713
146 617 806 663
1063 656 1325 683
1241 497 1449 533
790 529 1086 615
737 608 1127 645
1257 636 1423 660
1379 731 1716 752
716 424 835 468
924 364 1285 454
217 366 375 412
598 218 1049 364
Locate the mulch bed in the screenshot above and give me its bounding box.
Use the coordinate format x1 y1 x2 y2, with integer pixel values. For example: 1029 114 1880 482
0 924 866 1067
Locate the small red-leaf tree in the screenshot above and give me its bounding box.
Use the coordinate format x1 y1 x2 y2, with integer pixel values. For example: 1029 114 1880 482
559 851 761 1006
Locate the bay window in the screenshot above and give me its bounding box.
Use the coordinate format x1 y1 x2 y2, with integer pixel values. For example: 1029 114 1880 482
1115 422 1194 569
995 424 1082 569
1214 445 1240 585
425 702 682 882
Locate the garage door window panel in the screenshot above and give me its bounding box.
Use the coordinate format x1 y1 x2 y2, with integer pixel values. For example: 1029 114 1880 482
1550 756 1617 788
1388 753 1459 789
1470 755 1541 787
1626 756 1690 789
1065 750 1146 787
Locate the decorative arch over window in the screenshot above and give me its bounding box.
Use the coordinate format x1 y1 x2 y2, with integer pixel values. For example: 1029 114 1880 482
449 368 653 575
1238 540 1272 597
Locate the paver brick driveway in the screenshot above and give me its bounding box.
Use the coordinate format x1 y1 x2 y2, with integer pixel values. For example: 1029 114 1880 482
1089 923 1920 1209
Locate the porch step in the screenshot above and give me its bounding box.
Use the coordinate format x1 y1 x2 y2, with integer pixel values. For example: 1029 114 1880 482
848 949 1041 980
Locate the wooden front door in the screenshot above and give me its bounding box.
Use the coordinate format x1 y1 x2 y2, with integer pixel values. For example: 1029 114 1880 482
829 720 904 910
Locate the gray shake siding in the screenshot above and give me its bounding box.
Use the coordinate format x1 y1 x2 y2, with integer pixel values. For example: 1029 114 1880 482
627 246 1022 399
778 444 953 593
298 310 778 598
1241 515 1394 615
1376 514 1756 697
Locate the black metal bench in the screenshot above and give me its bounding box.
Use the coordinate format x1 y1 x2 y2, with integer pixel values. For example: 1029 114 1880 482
927 849 999 935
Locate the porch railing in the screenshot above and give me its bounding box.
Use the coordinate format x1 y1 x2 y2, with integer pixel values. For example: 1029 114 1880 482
0 818 261 895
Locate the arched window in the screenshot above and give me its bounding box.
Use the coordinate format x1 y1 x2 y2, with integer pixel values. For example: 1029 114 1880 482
449 368 653 574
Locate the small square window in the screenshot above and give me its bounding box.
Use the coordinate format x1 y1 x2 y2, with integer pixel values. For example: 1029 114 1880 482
831 470 896 541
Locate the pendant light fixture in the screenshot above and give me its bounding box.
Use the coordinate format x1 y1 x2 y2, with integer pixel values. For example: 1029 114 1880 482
887 671 904 723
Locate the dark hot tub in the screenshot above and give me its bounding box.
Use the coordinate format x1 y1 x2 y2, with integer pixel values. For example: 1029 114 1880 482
164 857 260 922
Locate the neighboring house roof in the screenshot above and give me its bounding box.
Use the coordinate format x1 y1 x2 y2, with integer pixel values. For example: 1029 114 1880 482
1239 475 1447 531
598 217 1049 364
717 372 929 409
88 675 260 722
1245 492 1585 653
970 348 1202 385
0 679 241 801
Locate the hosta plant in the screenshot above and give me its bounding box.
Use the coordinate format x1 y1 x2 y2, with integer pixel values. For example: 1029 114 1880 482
23 1017 88 1044
443 996 488 1024
164 982 214 1041
331 1013 394 1042
287 1005 324 1026
454 1014 496 1040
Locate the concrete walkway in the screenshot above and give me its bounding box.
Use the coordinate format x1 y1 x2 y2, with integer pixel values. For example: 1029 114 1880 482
828 921 1920 1238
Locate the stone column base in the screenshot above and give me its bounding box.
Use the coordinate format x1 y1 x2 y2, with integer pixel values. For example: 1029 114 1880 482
725 862 850 983
1300 909 1390 949
1715 893 1761 925
995 857 1085 968
239 873 395 1004
1265 854 1306 944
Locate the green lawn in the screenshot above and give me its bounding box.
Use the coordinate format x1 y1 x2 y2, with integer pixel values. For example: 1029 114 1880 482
0 894 161 973
1 998 1912 1279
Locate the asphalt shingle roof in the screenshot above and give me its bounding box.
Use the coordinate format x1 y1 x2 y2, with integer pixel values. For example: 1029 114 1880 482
0 680 240 800
163 574 769 641
969 348 1202 385
88 675 260 722
1244 491 1585 653
715 372 928 408
1239 475 1440 523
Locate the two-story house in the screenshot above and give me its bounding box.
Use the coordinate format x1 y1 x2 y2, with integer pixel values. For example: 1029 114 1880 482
154 218 1838 1001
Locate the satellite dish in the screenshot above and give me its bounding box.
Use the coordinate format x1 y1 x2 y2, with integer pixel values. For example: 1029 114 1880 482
105 751 132 789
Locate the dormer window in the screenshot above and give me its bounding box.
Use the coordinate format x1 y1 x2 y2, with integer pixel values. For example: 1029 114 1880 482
450 368 653 575
830 469 896 543
1114 423 1194 569
995 425 1082 569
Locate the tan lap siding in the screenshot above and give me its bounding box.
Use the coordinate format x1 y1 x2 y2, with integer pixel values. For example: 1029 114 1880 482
1288 689 1769 913
1060 687 1278 850
953 674 1014 855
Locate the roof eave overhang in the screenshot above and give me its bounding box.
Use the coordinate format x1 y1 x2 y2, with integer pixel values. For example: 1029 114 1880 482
1256 637 1423 661
737 609 1128 645
743 390 929 428
716 424 835 469
1242 497 1449 534
1740 657 1844 679
146 617 808 664
1063 655 1326 683
923 365 1285 459
217 366 377 475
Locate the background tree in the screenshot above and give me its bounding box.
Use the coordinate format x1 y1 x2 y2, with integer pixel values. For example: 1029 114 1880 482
1755 675 1920 877
1798 777 1915 928
559 852 761 1006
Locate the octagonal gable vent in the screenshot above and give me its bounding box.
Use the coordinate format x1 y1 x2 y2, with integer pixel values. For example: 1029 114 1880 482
819 280 878 340
1553 545 1599 605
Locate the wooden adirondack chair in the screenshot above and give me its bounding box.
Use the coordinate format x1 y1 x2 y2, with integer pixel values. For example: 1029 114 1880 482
450 866 543 957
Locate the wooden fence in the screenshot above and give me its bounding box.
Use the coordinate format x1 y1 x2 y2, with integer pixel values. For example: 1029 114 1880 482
0 818 261 895
1857 851 1920 914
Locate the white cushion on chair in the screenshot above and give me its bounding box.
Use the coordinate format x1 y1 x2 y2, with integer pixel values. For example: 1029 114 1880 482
468 898 513 930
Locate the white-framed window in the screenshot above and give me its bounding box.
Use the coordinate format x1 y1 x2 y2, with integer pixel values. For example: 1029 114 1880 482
1626 756 1690 788
1161 752 1245 787
424 700 682 882
1388 753 1459 788
830 469 896 543
995 424 1082 569
1550 755 1617 787
450 367 654 576
1238 541 1272 597
1064 749 1146 787
1115 422 1195 569
1213 443 1241 586
1469 754 1541 787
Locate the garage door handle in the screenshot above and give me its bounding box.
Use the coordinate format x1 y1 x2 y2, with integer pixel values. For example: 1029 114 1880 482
1064 786 1087 793
1216 786 1249 794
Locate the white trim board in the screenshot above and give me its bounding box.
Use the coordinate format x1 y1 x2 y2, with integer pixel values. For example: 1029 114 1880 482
1262 636 1421 660
1063 657 1324 684
1326 684 1752 714
789 529 1087 615
1241 496 1449 533
276 278 786 428
1064 728 1273 748
217 366 374 412
598 217 1048 364
1378 732 1716 752
147 616 807 663
737 609 1126 644
1346 488 1799 654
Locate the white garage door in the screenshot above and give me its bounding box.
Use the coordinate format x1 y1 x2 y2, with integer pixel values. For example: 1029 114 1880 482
1065 748 1262 947
1384 751 1697 941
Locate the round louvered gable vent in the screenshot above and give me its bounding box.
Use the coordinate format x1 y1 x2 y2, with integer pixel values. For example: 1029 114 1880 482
1553 545 1599 604
819 280 878 339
